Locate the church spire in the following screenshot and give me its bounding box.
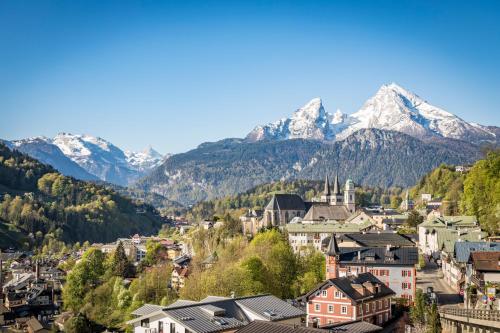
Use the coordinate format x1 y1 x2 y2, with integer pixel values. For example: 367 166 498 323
327 233 340 256
333 173 341 195
323 174 331 196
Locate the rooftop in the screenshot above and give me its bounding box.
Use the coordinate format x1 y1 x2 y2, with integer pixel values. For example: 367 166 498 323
338 233 415 247
470 251 500 272
286 220 375 234
454 242 500 263
266 194 305 211
335 247 419 266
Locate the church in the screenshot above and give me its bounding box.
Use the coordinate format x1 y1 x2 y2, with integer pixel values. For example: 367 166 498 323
255 174 357 229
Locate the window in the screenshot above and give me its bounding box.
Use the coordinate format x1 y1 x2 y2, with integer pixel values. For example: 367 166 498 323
384 313 389 322
315 303 321 312
328 305 334 313
322 290 327 297
335 291 340 298
158 321 163 333
140 319 149 328
358 305 362 314
402 282 412 290
170 323 176 333
341 306 347 314
328 320 333 324
378 314 383 324
402 270 412 277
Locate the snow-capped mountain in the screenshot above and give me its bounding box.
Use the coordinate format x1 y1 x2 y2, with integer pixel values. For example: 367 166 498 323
125 146 167 172
246 83 497 144
5 134 164 186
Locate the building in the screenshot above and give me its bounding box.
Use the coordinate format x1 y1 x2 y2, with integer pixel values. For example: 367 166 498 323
171 266 190 290
335 233 415 248
319 174 356 213
240 209 263 236
300 273 394 327
259 194 306 227
466 251 500 295
400 191 414 212
418 215 484 257
325 235 417 301
441 242 500 292
286 221 379 253
127 294 305 333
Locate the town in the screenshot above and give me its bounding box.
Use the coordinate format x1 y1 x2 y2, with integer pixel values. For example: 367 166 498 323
1 164 498 333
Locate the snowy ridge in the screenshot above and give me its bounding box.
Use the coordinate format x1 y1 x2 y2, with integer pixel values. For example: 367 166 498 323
246 83 497 144
7 134 164 186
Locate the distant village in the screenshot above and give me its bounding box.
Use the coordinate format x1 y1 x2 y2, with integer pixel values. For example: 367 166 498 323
1 170 499 333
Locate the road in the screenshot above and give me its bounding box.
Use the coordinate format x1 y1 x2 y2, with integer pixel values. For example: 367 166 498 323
416 260 462 306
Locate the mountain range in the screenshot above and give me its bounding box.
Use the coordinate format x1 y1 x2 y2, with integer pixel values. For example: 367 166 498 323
2 133 164 186
3 83 498 205
246 83 498 144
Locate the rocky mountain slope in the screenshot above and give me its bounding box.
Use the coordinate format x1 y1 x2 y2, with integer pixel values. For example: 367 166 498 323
4 134 164 186
136 129 481 205
246 83 498 144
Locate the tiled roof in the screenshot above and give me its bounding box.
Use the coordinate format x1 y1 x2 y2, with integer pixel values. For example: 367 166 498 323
339 233 415 247
286 221 375 234
337 247 418 266
235 295 304 321
303 204 351 221
302 273 395 303
266 194 305 211
454 242 500 263
470 251 500 272
320 320 382 332
235 320 325 333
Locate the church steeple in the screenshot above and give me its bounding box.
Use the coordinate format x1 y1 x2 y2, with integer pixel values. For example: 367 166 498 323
325 233 340 279
333 173 341 195
323 175 331 196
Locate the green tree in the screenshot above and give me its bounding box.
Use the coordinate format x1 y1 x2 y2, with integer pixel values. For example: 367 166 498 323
426 303 441 333
406 210 424 228
110 242 132 278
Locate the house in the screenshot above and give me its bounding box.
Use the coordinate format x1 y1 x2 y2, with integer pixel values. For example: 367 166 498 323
467 251 500 294
26 317 49 333
441 242 500 292
400 191 414 212
324 235 417 302
127 294 305 333
286 221 379 253
320 320 383 332
418 215 484 257
240 209 263 236
171 266 190 290
300 273 394 327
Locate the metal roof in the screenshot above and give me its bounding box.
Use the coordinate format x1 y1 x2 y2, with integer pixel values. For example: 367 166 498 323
337 247 418 266
265 194 306 211
131 304 164 316
286 221 375 234
303 204 351 221
340 233 415 247
454 242 500 263
321 319 382 332
235 320 326 333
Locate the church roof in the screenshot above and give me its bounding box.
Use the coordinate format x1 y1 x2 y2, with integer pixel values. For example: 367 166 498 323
303 203 351 221
265 194 305 211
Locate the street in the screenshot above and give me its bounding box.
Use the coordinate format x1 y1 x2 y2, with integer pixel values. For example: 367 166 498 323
416 261 462 306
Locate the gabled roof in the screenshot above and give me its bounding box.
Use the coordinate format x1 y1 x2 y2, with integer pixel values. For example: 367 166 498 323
302 273 395 303
470 251 500 272
454 242 500 263
436 229 487 253
265 194 305 211
303 204 351 221
336 247 418 266
340 233 415 247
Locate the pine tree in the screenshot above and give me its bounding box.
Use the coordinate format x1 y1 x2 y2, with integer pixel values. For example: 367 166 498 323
426 302 441 333
111 241 131 278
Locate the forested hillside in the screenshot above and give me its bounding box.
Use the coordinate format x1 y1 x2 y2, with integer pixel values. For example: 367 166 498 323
410 150 499 235
0 143 164 249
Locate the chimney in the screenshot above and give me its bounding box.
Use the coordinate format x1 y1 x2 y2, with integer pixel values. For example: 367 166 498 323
357 251 362 261
386 244 391 252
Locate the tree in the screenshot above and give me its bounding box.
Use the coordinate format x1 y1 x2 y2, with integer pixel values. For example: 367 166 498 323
110 241 132 278
406 210 424 228
410 289 426 326
64 313 92 333
426 303 441 333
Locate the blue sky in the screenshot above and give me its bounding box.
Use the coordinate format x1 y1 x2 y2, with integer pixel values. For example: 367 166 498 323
1 0 499 154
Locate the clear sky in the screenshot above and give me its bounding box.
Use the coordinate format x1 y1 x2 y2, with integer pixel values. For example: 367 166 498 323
1 0 499 154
